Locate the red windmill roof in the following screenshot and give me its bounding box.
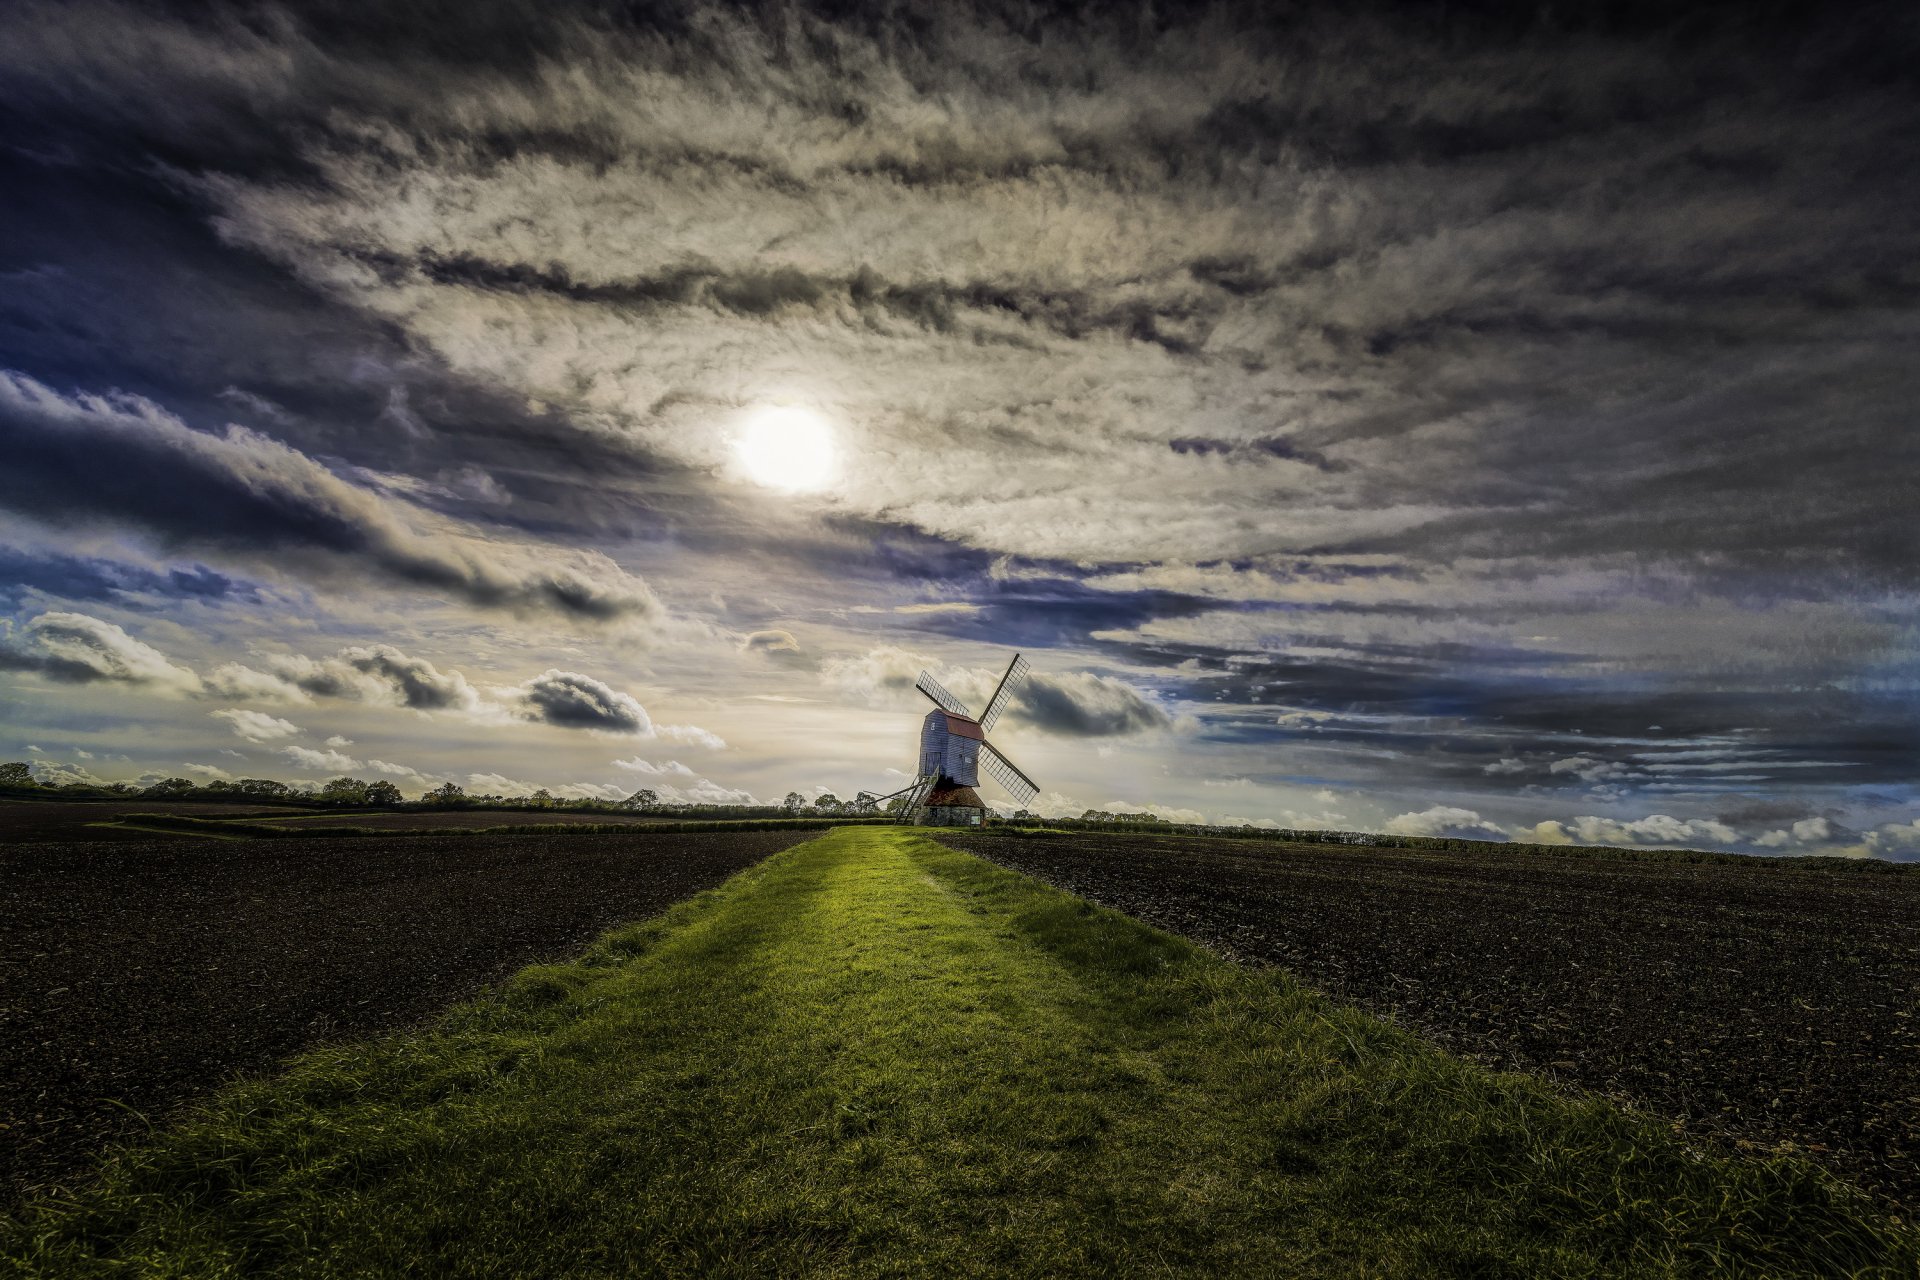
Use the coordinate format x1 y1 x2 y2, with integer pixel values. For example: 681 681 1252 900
937 712 985 740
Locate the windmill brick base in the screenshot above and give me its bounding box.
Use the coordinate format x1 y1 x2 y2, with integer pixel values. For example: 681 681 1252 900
914 780 986 826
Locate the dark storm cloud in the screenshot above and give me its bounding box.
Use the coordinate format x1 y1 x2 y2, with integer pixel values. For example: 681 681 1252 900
1136 633 1920 798
1010 672 1171 738
208 642 685 740
0 373 659 624
336 646 479 711
518 669 651 734
0 546 255 605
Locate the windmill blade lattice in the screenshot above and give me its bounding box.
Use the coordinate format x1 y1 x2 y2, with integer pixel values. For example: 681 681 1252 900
914 671 973 718
978 653 1029 733
979 741 1039 807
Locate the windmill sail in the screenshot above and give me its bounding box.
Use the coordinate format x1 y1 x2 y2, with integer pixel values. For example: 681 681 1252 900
978 653 1029 733
979 741 1039 807
915 671 974 719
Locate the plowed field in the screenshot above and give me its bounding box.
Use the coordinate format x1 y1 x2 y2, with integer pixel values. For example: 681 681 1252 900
938 830 1920 1207
1 830 805 1201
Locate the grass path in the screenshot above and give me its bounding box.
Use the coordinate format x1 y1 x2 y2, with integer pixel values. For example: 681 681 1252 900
4 827 1912 1277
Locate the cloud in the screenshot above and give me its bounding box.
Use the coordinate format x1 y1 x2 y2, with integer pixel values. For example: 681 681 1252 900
280 745 360 773
364 758 434 783
517 669 650 734
1384 806 1509 841
1867 821 1920 860
0 544 257 606
181 762 233 780
655 778 757 806
1754 817 1834 848
1010 671 1171 738
211 644 481 711
554 782 628 802
742 629 800 653
823 645 1166 736
612 757 697 778
211 708 300 742
468 772 539 798
0 372 658 625
0 611 202 694
336 645 481 712
651 723 728 751
30 760 107 787
1482 757 1527 775
1522 814 1740 849
212 641 718 750
1548 756 1632 784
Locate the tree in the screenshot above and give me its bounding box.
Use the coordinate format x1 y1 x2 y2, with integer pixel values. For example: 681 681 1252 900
529 788 554 807
814 792 841 812
364 780 403 806
1012 809 1034 821
782 791 806 814
0 762 36 789
623 788 659 811
236 778 290 799
144 778 195 799
320 777 369 805
426 781 466 806
852 791 879 815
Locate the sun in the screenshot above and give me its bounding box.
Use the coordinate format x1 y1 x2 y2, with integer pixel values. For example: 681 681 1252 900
736 405 836 492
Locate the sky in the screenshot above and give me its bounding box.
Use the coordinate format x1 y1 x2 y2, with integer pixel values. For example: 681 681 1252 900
1 0 1916 858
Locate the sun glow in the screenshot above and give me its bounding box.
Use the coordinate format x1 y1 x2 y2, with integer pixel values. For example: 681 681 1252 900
737 405 836 492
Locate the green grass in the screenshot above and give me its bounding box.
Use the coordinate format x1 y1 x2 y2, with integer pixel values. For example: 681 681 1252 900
5 827 1911 1278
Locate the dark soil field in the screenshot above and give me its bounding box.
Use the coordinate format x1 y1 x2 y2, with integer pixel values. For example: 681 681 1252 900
228 809 682 831
0 829 807 1203
0 800 314 843
938 830 1920 1208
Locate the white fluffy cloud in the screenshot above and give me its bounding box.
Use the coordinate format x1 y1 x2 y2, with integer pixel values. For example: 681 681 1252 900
30 760 108 787
280 745 360 773
613 757 697 778
1755 817 1834 848
1522 814 1739 849
1383 806 1509 841
0 611 202 695
211 708 300 742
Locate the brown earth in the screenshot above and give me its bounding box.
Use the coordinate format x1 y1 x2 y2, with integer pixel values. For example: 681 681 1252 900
937 830 1920 1208
0 829 807 1203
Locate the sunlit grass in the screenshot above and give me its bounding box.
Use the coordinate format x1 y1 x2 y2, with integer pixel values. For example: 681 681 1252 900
5 827 1910 1277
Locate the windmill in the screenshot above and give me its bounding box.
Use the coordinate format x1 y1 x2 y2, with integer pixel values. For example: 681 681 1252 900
880 653 1038 826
